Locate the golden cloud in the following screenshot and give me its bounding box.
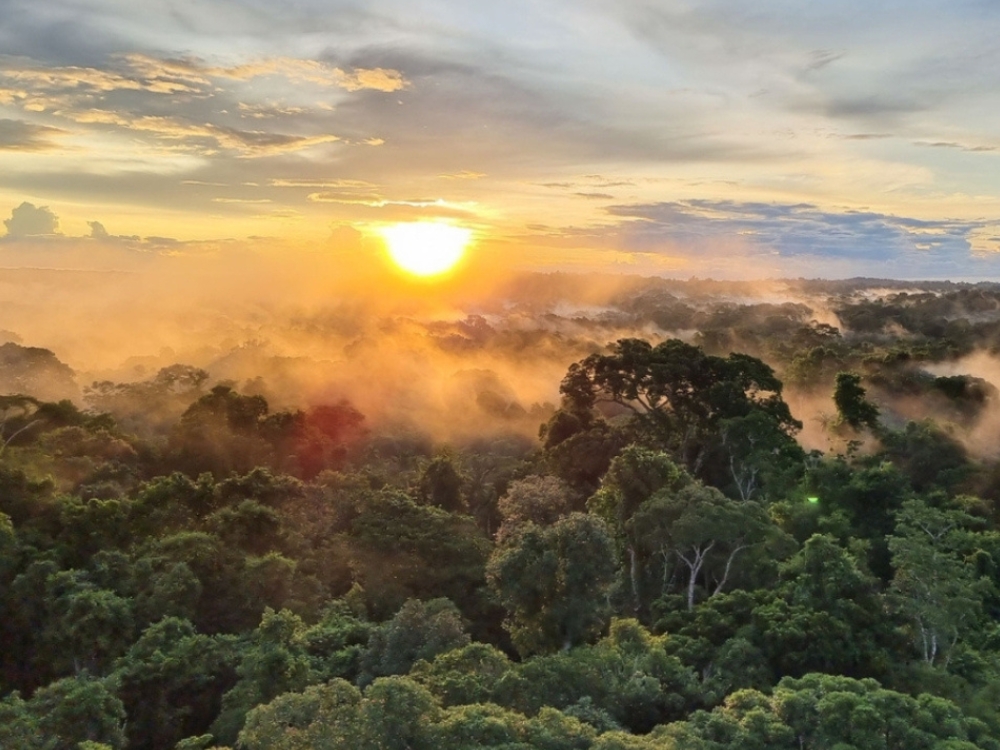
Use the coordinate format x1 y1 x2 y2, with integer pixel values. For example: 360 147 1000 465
69 109 340 156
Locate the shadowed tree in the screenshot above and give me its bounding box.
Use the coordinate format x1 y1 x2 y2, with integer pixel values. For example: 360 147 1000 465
487 513 617 655
417 454 467 514
833 371 880 431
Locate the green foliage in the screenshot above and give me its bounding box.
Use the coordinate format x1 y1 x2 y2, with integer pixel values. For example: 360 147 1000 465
112 617 238 749
300 600 374 684
879 421 973 494
238 679 362 750
496 474 574 539
487 513 617 655
754 534 898 679
632 483 780 610
889 499 991 667
359 598 470 684
558 338 801 489
29 673 127 750
210 608 314 745
417 454 467 513
8 323 1000 750
805 457 911 578
410 642 523 707
589 446 688 537
833 371 880 430
542 415 633 496
349 489 490 618
661 673 1000 750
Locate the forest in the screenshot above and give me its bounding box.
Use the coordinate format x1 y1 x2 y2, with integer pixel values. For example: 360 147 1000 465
5 275 1000 749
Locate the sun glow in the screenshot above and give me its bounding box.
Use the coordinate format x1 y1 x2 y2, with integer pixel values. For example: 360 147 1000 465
380 222 472 276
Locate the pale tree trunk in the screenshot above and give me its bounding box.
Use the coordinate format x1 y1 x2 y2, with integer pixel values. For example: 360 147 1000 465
729 455 758 502
677 541 715 610
712 544 747 596
0 420 40 457
628 545 640 613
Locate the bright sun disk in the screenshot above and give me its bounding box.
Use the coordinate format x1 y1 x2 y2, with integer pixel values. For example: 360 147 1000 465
380 222 472 276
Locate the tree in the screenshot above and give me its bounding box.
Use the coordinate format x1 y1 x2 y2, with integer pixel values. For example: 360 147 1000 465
359 598 470 684
0 395 43 458
888 499 987 667
496 475 574 541
356 677 440 750
557 338 801 486
169 385 273 477
84 365 209 439
0 343 78 402
417 454 467 514
719 411 805 502
349 490 490 619
0 691 49 750
587 446 689 611
487 513 617 655
410 642 523 708
112 617 238 750
632 484 775 610
28 673 127 750
754 534 898 679
239 679 362 750
7 564 134 683
658 672 1000 750
833 371 880 431
211 608 314 745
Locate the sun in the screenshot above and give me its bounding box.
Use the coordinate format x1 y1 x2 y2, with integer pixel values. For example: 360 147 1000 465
379 222 472 277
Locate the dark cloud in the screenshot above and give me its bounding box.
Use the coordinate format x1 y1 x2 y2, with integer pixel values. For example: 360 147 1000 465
806 49 844 71
602 200 999 277
0 119 66 151
0 2 394 67
0 3 124 65
839 133 892 141
916 140 997 153
818 95 928 122
3 201 59 237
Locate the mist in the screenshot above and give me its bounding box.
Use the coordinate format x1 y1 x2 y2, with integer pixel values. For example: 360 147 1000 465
4 235 1000 457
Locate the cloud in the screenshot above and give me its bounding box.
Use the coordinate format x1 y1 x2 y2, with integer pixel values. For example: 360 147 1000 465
88 220 108 238
3 202 59 237
608 200 974 257
270 178 378 189
125 53 408 92
69 109 342 157
599 200 1000 277
0 118 66 151
440 171 487 180
0 54 407 99
915 140 998 153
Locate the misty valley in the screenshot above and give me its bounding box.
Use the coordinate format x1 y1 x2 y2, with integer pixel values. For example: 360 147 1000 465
5 273 1000 749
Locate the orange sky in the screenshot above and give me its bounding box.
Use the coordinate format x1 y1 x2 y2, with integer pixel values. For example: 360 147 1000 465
3 1 1000 279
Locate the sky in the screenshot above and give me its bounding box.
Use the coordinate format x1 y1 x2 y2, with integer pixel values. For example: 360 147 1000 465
2 0 1000 280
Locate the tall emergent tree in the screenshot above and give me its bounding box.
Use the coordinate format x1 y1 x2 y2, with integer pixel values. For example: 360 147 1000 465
553 338 802 493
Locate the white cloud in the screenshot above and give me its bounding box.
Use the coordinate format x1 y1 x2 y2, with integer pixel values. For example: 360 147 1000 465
3 201 59 237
